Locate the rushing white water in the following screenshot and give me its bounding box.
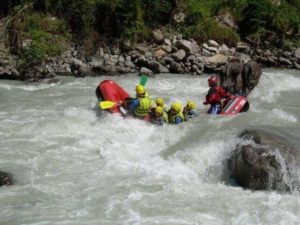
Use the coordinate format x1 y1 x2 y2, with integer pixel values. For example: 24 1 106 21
0 69 300 225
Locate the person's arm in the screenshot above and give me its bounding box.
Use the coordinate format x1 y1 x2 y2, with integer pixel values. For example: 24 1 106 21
175 116 183 124
189 110 197 117
157 118 164 126
128 99 139 111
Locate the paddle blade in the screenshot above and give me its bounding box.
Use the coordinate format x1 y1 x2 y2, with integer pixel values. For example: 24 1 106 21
99 101 116 109
140 74 148 86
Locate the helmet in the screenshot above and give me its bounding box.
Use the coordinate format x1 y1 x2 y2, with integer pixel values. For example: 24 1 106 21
171 102 182 113
156 97 164 107
155 106 163 114
136 84 145 95
208 76 218 87
187 100 196 110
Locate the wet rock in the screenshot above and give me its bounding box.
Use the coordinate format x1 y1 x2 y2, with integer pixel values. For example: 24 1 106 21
278 57 292 66
140 67 154 77
171 49 186 61
70 58 83 69
220 60 261 94
79 64 93 76
242 61 262 94
236 52 252 63
162 56 174 64
0 171 13 186
56 63 72 76
169 61 183 73
116 66 131 74
0 66 20 80
45 78 60 84
92 64 110 75
229 128 300 191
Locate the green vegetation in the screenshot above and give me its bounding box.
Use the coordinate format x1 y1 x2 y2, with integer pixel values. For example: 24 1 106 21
1 0 299 63
16 12 71 66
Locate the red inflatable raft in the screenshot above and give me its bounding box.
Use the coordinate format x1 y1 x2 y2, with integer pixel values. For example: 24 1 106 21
220 95 249 115
95 80 130 114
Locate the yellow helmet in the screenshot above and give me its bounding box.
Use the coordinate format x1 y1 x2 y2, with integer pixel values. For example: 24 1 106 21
155 106 163 114
171 102 182 113
136 84 145 95
156 97 164 107
187 100 196 110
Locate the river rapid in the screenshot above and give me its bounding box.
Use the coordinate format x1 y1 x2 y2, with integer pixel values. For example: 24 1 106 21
0 69 300 225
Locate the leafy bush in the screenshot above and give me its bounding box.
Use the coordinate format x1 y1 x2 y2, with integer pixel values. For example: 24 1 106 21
17 12 70 66
183 20 239 47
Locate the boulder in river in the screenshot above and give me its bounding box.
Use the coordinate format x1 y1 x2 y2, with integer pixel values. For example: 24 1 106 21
0 171 13 187
220 60 261 95
228 128 300 192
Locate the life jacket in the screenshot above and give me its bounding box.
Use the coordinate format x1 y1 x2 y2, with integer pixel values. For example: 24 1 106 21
133 97 151 117
183 108 197 120
161 111 169 123
169 111 185 124
206 86 228 105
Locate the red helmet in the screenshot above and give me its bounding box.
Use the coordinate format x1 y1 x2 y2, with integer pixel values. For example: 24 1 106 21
208 76 218 87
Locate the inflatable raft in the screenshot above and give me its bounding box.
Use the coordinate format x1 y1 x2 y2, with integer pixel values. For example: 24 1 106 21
220 95 249 115
95 80 129 114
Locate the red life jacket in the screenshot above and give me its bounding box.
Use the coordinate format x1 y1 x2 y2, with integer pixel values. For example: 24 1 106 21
206 86 229 105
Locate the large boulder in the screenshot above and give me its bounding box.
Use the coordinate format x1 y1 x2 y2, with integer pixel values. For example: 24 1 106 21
242 61 262 94
171 49 186 61
206 54 228 67
175 40 194 54
229 128 300 191
0 171 13 186
0 65 20 80
220 60 261 94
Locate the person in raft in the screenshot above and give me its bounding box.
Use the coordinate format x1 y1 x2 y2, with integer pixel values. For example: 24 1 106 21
203 76 231 114
149 97 168 119
151 106 168 126
128 84 152 121
183 100 197 120
168 102 185 125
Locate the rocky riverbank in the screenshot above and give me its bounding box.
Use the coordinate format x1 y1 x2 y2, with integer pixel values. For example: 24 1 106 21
0 31 300 81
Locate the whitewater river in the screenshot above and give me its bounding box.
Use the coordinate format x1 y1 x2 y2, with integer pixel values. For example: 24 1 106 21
0 69 300 225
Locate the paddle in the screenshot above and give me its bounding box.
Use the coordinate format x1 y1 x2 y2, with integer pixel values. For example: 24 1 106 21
99 101 116 109
140 74 148 86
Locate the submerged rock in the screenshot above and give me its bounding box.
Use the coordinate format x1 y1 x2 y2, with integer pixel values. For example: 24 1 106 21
229 128 300 192
0 171 13 187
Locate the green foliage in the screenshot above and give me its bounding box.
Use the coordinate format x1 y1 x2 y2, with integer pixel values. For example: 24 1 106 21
183 20 239 47
239 0 300 46
3 0 300 49
18 12 70 66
